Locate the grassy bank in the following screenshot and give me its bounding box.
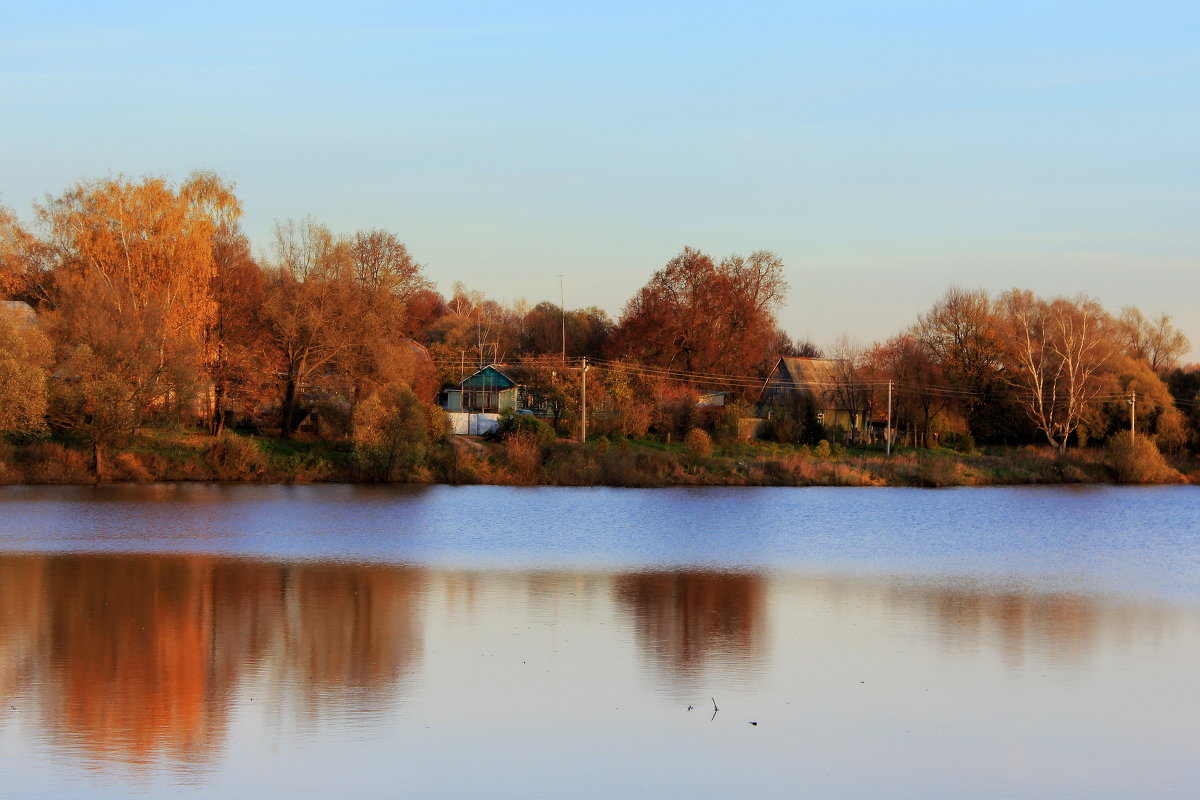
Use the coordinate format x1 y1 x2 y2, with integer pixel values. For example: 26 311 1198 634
0 430 1194 487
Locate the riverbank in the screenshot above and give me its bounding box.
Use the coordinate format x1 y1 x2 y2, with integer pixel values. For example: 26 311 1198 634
0 430 1194 487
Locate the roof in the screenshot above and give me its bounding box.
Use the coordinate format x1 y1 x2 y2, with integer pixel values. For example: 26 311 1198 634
769 357 844 389
460 365 518 390
758 357 849 407
398 337 433 363
0 300 37 329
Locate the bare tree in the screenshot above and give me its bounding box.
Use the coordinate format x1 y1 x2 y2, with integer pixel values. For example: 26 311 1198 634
999 290 1118 454
1117 306 1191 372
826 335 874 442
347 229 431 301
263 219 361 436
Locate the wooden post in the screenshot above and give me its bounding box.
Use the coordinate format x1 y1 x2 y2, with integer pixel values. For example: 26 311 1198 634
886 380 893 456
581 357 589 443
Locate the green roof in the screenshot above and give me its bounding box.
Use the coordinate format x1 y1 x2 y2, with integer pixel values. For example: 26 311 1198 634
460 365 517 390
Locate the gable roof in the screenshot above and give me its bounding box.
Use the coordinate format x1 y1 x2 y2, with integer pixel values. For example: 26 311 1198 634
460 365 517 390
759 357 849 407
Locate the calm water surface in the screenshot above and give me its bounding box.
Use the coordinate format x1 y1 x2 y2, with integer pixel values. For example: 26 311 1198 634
0 484 1197 798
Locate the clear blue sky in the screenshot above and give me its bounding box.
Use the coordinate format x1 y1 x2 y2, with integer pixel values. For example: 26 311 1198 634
3 1 1197 358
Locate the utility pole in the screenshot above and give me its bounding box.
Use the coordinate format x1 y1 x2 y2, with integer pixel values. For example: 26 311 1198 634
558 274 566 363
886 380 893 456
580 357 589 443
1129 391 1137 436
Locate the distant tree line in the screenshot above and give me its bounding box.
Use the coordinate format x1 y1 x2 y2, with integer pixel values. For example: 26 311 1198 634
1 173 1197 479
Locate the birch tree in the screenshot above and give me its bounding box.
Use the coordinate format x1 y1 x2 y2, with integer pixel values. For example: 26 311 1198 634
999 290 1117 454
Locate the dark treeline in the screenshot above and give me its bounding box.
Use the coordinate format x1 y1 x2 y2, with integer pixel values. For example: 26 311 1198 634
1 173 1197 484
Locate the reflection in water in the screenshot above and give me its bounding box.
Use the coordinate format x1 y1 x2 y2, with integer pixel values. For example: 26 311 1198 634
0 554 425 769
1 553 1193 792
614 571 767 687
890 583 1175 670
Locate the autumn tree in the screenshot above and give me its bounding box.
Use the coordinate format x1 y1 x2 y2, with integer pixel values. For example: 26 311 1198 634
914 287 1006 437
424 283 523 386
999 291 1118 454
517 302 612 360
608 248 787 377
0 305 51 432
347 229 431 301
263 219 436 436
263 218 361 436
870 333 948 448
1116 307 1191 373
206 229 270 434
34 173 240 468
0 207 54 305
1088 354 1189 453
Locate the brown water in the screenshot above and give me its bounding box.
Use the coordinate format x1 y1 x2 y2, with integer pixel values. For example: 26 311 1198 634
1 485 1198 798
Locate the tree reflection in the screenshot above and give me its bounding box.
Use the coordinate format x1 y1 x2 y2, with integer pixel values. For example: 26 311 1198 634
888 583 1170 669
0 554 424 770
614 570 767 687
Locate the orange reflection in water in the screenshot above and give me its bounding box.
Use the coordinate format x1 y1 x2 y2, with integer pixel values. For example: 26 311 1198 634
0 553 1179 778
0 554 425 769
614 571 768 685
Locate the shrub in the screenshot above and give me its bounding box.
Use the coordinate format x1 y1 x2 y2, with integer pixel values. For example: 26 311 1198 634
205 433 267 480
812 439 832 460
1106 432 1182 484
504 431 544 484
496 409 556 445
113 452 153 482
685 428 713 458
352 384 430 481
941 431 975 454
916 453 961 487
22 443 90 483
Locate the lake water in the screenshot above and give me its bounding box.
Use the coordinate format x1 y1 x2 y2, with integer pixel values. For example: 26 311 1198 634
0 484 1197 798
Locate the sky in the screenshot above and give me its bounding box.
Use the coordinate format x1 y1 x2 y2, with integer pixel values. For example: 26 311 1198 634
2 1 1197 358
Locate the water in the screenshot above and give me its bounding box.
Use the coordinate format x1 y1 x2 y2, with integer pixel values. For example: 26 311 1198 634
0 484 1197 798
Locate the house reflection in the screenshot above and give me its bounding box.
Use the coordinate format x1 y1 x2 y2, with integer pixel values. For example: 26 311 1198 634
0 554 425 770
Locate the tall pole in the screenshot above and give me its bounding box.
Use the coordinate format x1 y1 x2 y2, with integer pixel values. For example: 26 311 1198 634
559 274 566 363
580 357 588 443
886 380 893 456
1130 391 1136 436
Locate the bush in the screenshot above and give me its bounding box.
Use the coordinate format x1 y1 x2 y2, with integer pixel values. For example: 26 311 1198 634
496 409 556 445
1106 432 1182 484
113 452 153 482
504 431 544 484
812 440 832 460
941 431 975 454
352 384 430 481
21 443 90 483
685 428 713 458
205 433 267 480
916 453 961 487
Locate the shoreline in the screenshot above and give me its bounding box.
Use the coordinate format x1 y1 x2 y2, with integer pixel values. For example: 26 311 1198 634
1 430 1194 489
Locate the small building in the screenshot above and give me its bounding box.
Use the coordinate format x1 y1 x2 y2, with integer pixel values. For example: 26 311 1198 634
697 391 734 407
439 365 536 435
440 365 523 414
757 357 869 435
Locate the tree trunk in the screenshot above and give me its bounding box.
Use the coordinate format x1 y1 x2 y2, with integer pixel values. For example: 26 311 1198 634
281 378 297 439
211 383 226 436
92 441 103 483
